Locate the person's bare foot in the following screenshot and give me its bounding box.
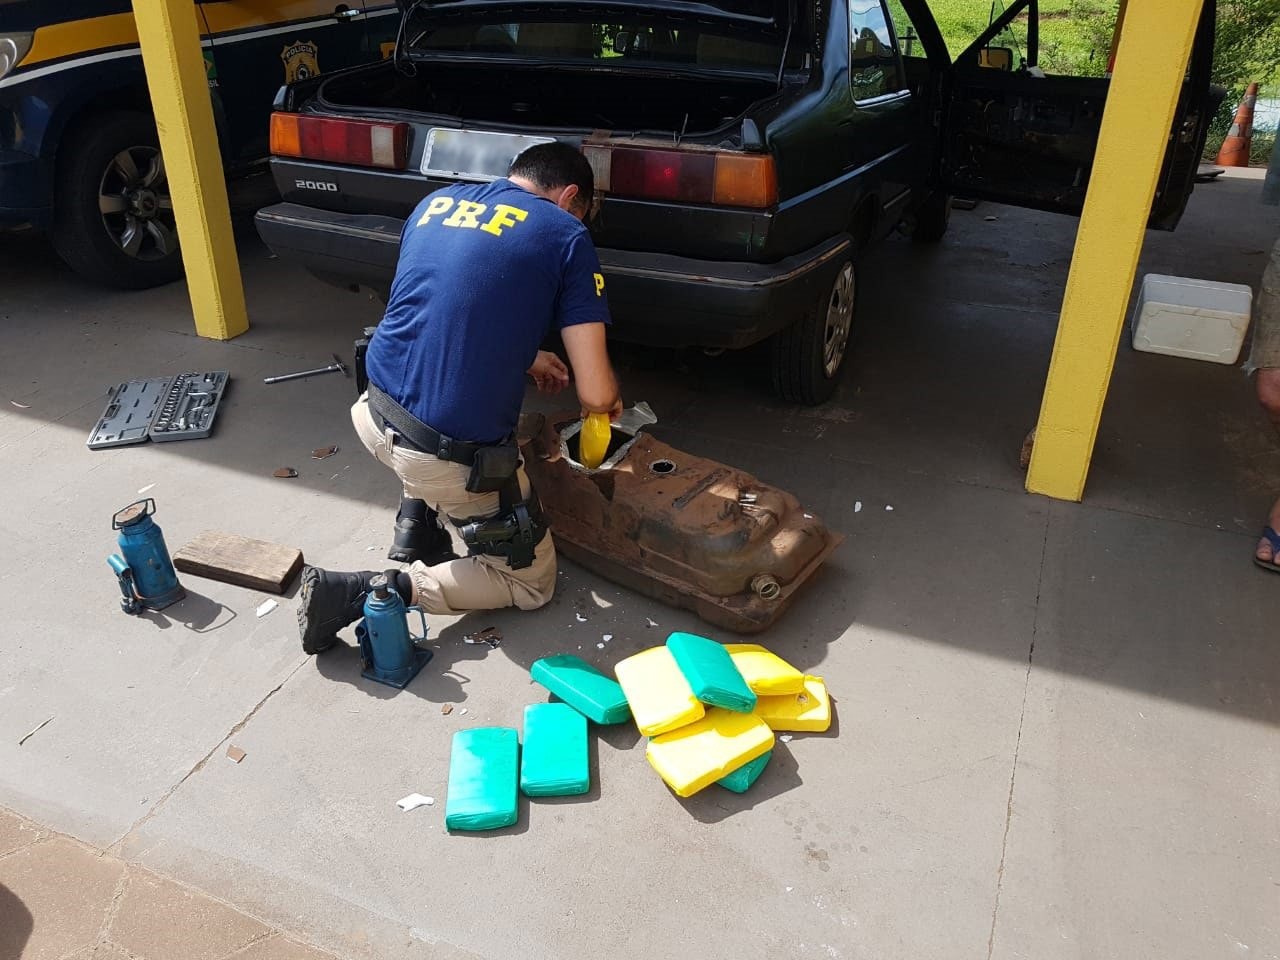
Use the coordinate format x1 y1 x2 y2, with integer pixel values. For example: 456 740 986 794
1256 497 1280 567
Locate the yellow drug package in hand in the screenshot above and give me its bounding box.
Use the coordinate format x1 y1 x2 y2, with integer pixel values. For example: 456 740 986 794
579 412 612 469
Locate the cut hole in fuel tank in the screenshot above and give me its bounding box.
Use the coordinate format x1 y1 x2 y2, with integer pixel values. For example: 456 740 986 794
556 402 659 473
565 425 632 467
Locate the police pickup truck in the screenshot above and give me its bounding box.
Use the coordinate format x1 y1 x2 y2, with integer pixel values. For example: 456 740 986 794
0 0 399 288
255 0 1220 403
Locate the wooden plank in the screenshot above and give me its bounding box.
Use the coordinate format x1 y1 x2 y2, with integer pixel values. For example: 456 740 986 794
173 531 304 594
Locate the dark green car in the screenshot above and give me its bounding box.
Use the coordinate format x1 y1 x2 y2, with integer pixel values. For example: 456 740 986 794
256 0 1219 403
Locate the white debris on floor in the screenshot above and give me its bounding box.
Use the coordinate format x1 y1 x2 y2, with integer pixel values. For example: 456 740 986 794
396 794 435 812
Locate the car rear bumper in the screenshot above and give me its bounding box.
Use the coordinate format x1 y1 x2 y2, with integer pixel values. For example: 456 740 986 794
255 203 851 350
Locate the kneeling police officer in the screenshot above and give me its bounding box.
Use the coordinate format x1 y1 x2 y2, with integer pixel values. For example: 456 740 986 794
298 142 621 653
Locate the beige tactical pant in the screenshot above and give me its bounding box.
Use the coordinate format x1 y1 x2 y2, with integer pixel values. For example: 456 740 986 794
351 394 556 614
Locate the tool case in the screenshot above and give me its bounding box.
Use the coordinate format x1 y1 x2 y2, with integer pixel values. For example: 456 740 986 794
87 371 229 450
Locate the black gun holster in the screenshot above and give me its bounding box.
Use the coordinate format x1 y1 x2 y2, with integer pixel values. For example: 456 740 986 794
365 376 548 570
456 475 549 570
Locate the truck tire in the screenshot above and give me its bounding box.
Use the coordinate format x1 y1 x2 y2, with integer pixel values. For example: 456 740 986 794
53 111 183 289
911 190 951 244
770 257 855 406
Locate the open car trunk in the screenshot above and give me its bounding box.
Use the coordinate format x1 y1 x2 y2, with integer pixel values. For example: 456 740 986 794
318 60 780 138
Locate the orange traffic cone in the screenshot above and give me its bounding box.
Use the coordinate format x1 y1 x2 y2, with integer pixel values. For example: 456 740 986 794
1215 82 1259 167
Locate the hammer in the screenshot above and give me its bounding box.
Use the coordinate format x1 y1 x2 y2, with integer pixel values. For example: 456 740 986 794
264 354 349 385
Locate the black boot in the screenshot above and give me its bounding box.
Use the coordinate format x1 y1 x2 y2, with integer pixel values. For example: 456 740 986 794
297 566 385 655
388 498 459 565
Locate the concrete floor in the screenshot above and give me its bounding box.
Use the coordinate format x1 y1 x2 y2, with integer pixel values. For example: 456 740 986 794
2 172 1278 960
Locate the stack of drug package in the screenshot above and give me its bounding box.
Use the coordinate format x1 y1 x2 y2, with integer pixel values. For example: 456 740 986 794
443 633 830 831
614 634 831 797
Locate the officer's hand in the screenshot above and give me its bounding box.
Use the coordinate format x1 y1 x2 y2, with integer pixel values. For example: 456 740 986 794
527 350 570 394
582 396 625 422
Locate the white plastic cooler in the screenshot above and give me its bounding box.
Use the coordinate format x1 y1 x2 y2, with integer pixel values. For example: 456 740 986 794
1130 273 1253 365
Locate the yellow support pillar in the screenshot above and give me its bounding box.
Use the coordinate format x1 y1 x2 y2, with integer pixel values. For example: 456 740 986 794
131 0 248 339
1026 0 1203 501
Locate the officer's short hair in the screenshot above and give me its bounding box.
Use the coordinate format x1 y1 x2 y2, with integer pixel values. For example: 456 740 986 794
509 142 594 212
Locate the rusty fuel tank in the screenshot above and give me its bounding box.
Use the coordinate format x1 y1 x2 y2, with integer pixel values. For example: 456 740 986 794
518 413 843 634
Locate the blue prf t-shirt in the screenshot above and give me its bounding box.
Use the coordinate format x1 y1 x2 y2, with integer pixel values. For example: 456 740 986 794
365 178 610 444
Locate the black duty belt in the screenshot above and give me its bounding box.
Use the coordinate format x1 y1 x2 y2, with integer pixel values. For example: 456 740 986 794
367 384 495 466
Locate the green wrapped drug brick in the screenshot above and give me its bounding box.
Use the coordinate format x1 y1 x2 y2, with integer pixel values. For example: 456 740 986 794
666 632 757 713
445 727 519 832
530 654 631 725
717 750 772 793
520 703 590 797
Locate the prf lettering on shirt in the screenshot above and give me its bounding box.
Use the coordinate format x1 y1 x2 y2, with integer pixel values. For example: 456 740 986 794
416 195 529 237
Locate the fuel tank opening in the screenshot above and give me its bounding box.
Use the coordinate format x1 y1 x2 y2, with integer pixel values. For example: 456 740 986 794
564 423 633 467
649 459 676 475
556 401 659 473
751 574 782 601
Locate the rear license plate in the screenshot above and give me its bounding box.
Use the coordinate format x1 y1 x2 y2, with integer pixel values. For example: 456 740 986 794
422 129 555 181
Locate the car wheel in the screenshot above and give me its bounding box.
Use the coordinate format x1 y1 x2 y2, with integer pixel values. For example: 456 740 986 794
911 190 952 244
770 257 856 406
53 111 183 289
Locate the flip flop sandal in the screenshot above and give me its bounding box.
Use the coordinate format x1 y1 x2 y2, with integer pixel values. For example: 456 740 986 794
1254 526 1280 573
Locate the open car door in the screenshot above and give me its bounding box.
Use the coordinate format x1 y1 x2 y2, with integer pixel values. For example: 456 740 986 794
936 0 1223 230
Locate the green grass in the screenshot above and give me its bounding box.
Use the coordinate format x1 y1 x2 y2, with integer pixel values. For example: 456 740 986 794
924 0 1115 76
925 2 1280 163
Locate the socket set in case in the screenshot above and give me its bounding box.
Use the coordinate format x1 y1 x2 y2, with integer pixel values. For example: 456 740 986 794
87 371 229 450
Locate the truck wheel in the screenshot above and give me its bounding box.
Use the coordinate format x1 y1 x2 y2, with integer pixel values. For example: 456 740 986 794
911 190 952 244
770 258 855 406
53 111 183 289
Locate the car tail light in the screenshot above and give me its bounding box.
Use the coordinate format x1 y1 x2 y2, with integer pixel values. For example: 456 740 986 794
584 144 776 209
270 113 409 170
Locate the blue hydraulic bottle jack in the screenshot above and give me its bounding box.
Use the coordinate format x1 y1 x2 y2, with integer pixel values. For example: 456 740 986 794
356 574 432 689
107 499 185 615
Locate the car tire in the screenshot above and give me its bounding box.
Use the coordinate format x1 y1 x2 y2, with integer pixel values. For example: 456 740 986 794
52 111 183 289
911 190 952 244
770 257 856 406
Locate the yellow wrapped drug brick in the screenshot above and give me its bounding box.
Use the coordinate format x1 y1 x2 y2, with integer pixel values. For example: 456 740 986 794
646 709 774 797
725 643 806 696
614 646 704 737
753 675 831 732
